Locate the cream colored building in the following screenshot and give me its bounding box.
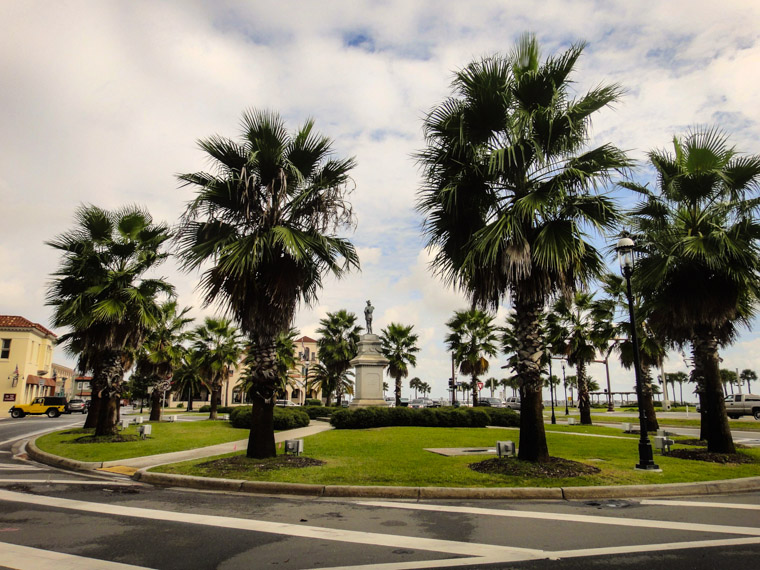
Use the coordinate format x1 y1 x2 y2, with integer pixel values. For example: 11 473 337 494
1 315 58 414
219 335 323 407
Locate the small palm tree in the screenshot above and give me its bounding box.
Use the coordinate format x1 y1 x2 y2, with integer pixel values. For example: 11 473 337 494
740 369 757 393
192 318 243 420
409 377 423 399
175 109 359 458
380 323 420 406
317 310 362 406
172 349 204 411
445 308 498 406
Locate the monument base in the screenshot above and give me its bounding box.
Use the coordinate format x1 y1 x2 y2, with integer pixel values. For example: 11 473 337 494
349 333 389 408
349 398 388 408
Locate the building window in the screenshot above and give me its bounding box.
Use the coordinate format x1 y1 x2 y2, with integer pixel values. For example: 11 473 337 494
303 347 310 361
1 339 10 359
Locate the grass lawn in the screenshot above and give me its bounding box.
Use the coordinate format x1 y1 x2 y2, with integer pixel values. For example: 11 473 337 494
35 420 244 462
152 425 760 488
544 412 760 432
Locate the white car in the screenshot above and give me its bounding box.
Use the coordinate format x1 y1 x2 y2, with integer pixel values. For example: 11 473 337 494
275 399 298 407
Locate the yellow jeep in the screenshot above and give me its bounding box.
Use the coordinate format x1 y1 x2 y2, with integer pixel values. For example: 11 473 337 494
9 396 68 418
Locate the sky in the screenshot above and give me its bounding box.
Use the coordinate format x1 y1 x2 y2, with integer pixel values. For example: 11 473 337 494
2 0 760 401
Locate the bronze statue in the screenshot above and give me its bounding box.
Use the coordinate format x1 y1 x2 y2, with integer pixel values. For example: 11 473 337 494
364 300 374 334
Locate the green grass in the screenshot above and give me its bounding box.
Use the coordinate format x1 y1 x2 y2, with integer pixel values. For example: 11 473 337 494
35 420 244 462
152 425 760 488
544 412 760 432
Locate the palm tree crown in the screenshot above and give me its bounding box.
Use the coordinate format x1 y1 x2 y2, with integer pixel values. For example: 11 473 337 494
380 323 420 406
445 308 498 406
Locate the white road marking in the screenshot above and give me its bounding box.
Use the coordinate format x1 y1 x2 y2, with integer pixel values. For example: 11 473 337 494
0 489 545 561
640 499 760 510
357 501 760 536
0 464 43 471
0 541 154 570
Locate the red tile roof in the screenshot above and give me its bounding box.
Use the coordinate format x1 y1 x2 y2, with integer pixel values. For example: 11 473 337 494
295 336 317 343
0 315 56 338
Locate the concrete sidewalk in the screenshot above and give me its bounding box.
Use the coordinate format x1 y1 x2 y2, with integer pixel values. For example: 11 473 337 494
102 421 334 469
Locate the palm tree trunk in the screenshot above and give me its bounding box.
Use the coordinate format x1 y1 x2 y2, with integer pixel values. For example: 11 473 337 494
209 379 220 420
149 388 162 421
395 376 402 406
94 350 124 437
577 361 592 425
640 366 659 432
471 374 479 406
84 388 101 429
513 295 549 462
245 340 278 459
692 331 735 453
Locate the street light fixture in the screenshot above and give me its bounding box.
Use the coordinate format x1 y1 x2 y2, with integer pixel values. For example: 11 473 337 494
562 362 569 416
616 236 660 471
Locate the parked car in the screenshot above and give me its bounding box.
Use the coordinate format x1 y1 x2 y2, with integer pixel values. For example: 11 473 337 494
66 399 89 414
504 397 521 410
9 396 68 418
384 397 396 407
724 394 760 419
476 397 504 408
410 398 435 409
275 399 298 407
399 398 409 407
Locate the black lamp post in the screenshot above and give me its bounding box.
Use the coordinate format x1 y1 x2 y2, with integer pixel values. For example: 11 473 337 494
617 237 660 471
548 354 556 424
562 362 569 415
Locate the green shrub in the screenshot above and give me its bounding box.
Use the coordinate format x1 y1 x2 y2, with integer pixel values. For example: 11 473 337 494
330 406 491 429
197 405 236 414
304 398 322 407
303 405 339 420
176 403 184 409
479 407 520 427
229 406 310 430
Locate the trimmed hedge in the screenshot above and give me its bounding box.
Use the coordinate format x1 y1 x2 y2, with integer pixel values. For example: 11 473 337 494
479 407 520 427
197 405 237 414
302 405 339 420
229 406 310 430
329 406 493 429
304 398 323 407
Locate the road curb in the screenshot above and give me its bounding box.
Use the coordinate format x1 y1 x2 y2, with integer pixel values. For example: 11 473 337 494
26 435 760 500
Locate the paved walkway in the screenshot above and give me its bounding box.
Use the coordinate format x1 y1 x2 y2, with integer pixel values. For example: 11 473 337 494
102 421 334 470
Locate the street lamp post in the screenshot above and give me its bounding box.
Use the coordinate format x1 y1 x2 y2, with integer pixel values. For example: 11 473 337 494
562 363 569 415
548 354 556 424
617 237 660 471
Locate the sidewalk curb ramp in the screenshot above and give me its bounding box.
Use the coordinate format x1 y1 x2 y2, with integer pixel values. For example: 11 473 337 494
26 437 760 500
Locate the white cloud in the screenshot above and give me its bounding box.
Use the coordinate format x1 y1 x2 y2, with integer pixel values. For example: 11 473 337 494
2 0 759 399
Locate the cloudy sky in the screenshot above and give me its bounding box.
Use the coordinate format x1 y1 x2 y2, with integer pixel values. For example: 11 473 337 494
2 0 760 400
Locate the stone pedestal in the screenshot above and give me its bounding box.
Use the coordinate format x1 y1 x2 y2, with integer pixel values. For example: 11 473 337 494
349 334 389 408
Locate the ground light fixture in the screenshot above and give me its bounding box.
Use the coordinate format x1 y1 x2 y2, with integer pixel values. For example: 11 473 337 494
616 236 660 471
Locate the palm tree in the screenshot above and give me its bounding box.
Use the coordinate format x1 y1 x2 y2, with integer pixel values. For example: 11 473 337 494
740 369 757 393
546 291 614 425
380 323 420 406
317 310 363 406
626 128 760 453
175 109 359 457
192 318 243 420
172 349 204 411
417 35 629 461
419 382 431 397
445 308 498 407
242 328 299 402
47 205 173 436
137 301 193 421
409 377 423 399
485 377 498 397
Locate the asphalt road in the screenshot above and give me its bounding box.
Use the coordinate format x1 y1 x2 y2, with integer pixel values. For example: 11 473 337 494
2 416 760 569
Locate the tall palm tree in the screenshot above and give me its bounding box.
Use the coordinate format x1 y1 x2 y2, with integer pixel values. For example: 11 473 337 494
316 310 363 406
176 109 359 457
626 128 760 453
445 308 498 406
137 301 193 421
192 318 243 420
546 291 614 425
47 205 173 436
380 323 420 406
417 34 629 461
